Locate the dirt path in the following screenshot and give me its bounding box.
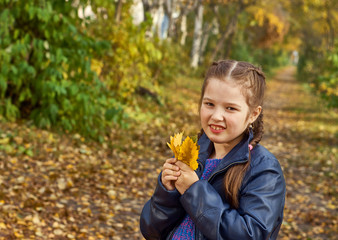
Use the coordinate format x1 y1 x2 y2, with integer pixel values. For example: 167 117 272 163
262 66 337 239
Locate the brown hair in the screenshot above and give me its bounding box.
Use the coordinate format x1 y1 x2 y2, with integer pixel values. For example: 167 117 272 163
199 59 266 208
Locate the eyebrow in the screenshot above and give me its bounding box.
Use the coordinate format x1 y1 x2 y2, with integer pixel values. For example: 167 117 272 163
202 97 213 102
202 97 242 109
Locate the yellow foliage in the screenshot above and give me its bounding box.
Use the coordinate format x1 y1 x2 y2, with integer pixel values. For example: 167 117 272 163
167 132 199 170
253 7 284 35
178 136 199 170
320 82 327 91
254 8 265 26
91 59 104 76
167 132 183 158
267 14 284 36
248 5 288 46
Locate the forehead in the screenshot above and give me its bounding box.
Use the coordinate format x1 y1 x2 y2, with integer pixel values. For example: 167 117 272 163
204 78 243 96
203 78 248 104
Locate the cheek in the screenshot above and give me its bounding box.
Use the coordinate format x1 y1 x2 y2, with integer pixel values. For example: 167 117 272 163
226 114 246 128
199 108 208 123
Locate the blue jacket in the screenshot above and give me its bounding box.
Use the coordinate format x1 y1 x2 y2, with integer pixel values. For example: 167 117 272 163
140 131 286 240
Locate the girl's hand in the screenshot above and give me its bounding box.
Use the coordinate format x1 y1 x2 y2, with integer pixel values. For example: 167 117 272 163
174 161 199 195
161 158 181 191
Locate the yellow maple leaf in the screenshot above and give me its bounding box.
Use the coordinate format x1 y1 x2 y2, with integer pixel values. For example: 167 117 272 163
167 132 183 158
167 132 199 170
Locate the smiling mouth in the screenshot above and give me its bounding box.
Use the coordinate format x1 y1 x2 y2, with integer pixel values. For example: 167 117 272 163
210 124 226 131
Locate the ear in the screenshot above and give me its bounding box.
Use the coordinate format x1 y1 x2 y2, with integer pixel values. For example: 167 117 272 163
249 106 262 124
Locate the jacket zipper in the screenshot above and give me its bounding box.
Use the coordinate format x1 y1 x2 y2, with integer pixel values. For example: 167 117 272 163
193 159 248 240
191 160 247 240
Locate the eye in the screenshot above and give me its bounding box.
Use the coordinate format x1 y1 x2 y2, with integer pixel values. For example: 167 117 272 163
226 106 237 111
204 102 214 107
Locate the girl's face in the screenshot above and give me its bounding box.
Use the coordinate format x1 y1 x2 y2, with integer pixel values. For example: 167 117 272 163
200 78 261 151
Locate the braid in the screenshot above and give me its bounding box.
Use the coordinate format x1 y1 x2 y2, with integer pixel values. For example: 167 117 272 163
246 67 265 78
224 110 264 209
250 109 264 148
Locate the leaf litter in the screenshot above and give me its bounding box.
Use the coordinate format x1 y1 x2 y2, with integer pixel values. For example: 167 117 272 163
0 67 336 239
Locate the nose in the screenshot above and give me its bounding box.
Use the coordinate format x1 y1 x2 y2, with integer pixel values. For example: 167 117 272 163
211 107 225 122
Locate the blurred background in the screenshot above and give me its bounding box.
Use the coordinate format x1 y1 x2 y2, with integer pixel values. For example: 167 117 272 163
0 0 337 239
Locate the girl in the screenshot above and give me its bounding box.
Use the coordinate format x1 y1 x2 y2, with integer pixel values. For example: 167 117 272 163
140 60 286 240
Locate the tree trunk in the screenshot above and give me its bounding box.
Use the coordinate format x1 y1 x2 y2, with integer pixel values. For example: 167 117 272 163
178 0 195 45
199 20 215 63
130 0 145 25
210 14 238 61
180 14 187 45
150 0 165 38
141 0 150 21
165 0 174 39
325 9 335 49
224 32 235 58
191 1 204 68
115 0 123 23
210 0 251 61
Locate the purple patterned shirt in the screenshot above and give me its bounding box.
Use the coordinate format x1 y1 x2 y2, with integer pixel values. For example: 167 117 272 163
172 158 222 240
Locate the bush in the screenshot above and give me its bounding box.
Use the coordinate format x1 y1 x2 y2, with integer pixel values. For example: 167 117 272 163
0 0 125 140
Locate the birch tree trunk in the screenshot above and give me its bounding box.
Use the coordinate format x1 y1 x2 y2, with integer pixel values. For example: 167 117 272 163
199 23 211 63
165 0 174 39
191 1 204 68
179 0 195 45
115 0 123 23
130 0 144 25
180 14 187 45
199 18 218 63
149 0 165 38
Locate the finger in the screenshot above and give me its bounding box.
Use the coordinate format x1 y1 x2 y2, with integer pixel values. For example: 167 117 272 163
165 158 177 164
163 175 178 181
163 169 180 177
163 162 180 171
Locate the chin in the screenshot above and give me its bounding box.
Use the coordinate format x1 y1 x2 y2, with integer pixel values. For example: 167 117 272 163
206 134 226 144
210 139 227 145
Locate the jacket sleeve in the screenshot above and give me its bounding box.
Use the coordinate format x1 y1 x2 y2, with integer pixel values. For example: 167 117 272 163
140 172 186 240
179 157 286 240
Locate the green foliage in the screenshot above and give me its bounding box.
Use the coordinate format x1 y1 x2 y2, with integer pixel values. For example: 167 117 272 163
0 0 127 140
89 1 163 102
89 0 191 108
0 0 191 140
298 41 338 108
149 41 191 84
230 32 289 74
316 44 338 108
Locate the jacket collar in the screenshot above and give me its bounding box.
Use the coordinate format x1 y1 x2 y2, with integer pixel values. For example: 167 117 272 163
197 130 253 172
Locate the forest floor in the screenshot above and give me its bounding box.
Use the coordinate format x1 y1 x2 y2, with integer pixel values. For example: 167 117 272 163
0 66 337 239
